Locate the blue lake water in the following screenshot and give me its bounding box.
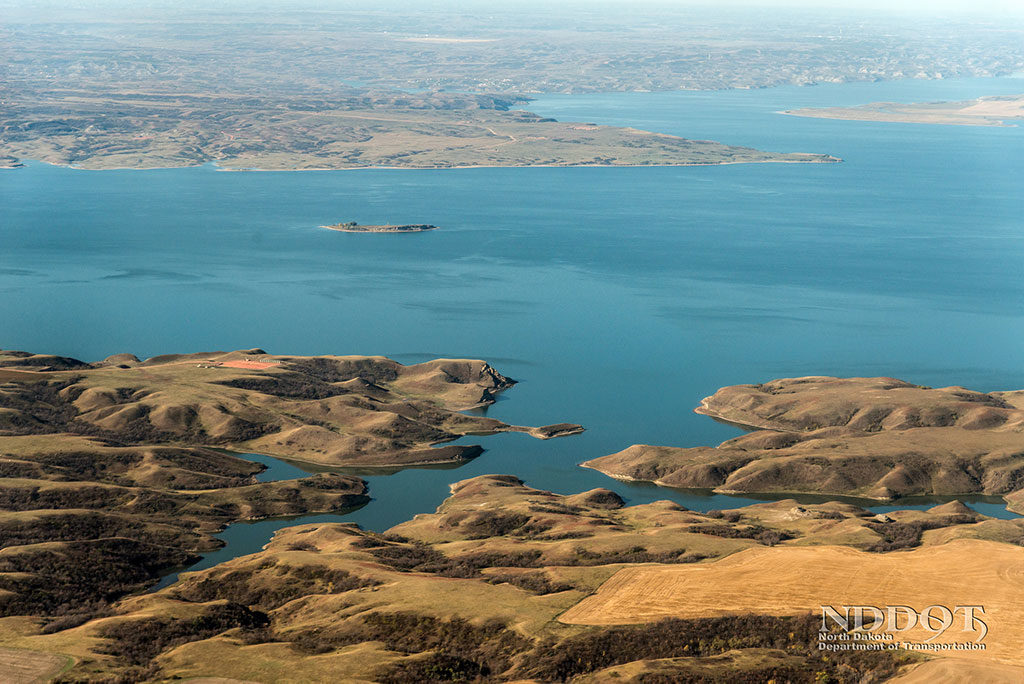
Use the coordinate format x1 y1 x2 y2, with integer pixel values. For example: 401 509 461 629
3 76 1023 573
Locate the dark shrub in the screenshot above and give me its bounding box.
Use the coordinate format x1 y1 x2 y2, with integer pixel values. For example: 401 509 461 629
97 602 269 666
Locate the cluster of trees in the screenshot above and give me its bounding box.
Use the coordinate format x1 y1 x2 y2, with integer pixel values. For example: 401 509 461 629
287 357 399 384
217 373 350 400
0 378 80 434
367 540 545 579
291 611 529 678
0 511 161 545
20 448 143 483
685 523 793 546
96 602 269 666
865 514 978 551
456 511 547 539
0 483 129 511
287 612 910 683
175 562 379 611
568 545 708 566
377 653 485 684
0 539 196 618
483 571 573 595
520 614 909 683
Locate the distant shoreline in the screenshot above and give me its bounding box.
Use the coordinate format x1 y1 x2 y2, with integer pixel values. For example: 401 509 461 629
5 156 842 172
779 109 1010 127
778 93 1024 127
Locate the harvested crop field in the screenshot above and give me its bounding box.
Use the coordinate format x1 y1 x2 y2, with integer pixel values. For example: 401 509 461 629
0 647 68 683
559 539 1024 667
889 658 1024 683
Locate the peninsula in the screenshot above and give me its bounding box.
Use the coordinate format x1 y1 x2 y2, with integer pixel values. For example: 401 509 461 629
583 376 1024 506
0 99 841 170
324 222 437 233
783 94 1024 127
0 348 582 469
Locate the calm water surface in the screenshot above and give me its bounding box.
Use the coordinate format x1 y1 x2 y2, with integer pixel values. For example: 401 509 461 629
3 77 1023 575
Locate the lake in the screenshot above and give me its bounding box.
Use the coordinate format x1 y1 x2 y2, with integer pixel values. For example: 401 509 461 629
3 76 1023 574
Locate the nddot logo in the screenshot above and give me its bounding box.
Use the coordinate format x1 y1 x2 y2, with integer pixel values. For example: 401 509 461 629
819 604 988 651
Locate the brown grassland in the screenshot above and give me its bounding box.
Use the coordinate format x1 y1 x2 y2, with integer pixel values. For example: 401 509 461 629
559 540 1023 659
2 472 1018 682
0 348 580 468
0 646 70 683
560 540 1024 679
3 362 1023 681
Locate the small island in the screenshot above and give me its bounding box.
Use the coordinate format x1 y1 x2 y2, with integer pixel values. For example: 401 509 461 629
324 221 438 233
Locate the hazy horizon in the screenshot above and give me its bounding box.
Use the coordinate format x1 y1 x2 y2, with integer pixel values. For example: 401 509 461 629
3 0 1023 18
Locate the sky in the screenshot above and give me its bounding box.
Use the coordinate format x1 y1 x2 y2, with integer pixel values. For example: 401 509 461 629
3 0 1022 9
590 0 1024 12
3 0 1022 21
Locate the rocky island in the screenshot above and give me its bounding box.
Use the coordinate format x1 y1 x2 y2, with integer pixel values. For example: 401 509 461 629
323 222 438 233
